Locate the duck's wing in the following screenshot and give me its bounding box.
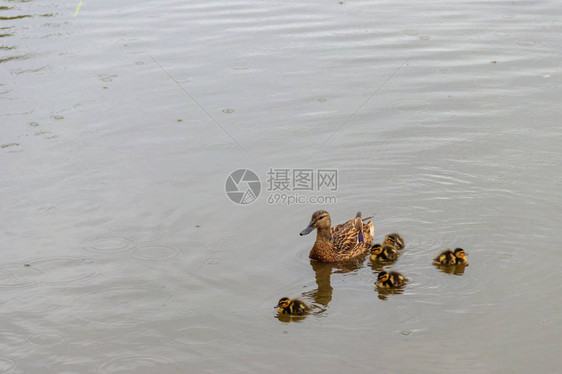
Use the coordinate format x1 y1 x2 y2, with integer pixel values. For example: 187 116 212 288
433 250 454 265
330 219 366 254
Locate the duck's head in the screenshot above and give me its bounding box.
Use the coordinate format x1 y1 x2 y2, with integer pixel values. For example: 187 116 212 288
384 233 404 249
371 243 383 255
453 248 467 263
300 210 331 235
377 271 389 283
275 297 291 310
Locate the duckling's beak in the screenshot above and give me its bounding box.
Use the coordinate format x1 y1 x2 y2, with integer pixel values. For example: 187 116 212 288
300 221 315 236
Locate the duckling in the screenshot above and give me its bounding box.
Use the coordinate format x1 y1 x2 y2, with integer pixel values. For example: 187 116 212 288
300 210 374 262
275 297 312 316
432 248 468 266
370 244 399 262
384 233 405 250
375 271 407 289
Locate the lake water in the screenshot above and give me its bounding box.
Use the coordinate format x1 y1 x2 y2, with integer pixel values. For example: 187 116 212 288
1 0 561 372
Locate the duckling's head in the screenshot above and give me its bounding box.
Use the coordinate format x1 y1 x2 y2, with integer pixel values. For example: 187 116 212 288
300 210 331 235
385 233 404 249
453 248 467 262
377 271 389 283
275 297 291 310
371 243 383 255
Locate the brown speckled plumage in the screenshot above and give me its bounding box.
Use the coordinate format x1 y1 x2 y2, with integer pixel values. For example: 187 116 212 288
301 211 374 262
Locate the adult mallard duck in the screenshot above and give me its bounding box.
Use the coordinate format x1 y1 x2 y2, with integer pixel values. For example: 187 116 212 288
300 210 374 262
383 233 405 250
375 271 407 288
275 297 312 316
432 248 468 266
370 244 399 262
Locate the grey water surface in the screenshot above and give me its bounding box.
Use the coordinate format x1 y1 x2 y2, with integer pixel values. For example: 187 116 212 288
1 0 561 373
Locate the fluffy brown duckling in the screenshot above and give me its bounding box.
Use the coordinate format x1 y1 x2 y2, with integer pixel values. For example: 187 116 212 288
375 271 408 289
275 297 312 316
384 233 405 250
432 248 468 266
370 244 399 262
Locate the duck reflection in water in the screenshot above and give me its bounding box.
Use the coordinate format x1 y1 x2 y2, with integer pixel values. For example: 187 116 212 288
375 286 406 300
433 263 468 276
305 257 365 306
275 257 365 322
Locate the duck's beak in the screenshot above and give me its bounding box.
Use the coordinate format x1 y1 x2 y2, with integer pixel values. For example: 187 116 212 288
299 221 315 236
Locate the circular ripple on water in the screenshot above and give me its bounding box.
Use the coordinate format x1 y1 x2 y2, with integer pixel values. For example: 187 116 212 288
403 29 419 36
98 355 174 373
6 289 66 315
205 142 232 150
230 61 250 70
173 327 229 345
28 333 64 346
85 236 136 253
4 227 36 238
72 287 157 326
26 256 99 284
172 173 191 185
205 258 221 265
517 39 537 46
0 266 44 288
79 181 108 191
233 121 261 130
129 245 181 261
260 127 292 139
0 357 15 373
110 226 165 242
391 101 430 112
0 331 26 345
55 197 100 211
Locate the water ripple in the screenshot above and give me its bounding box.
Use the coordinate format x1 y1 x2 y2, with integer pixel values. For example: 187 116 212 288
25 256 99 285
98 355 175 373
110 226 165 242
28 333 64 346
0 357 15 373
0 265 43 288
173 327 229 345
129 245 181 261
84 236 136 253
70 287 158 326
